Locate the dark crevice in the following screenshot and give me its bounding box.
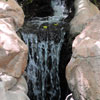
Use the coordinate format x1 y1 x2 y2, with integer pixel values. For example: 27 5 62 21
17 0 54 19
59 0 75 99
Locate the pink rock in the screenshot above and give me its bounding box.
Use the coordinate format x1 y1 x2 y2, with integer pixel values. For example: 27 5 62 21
0 0 25 30
0 1 29 100
0 0 28 78
70 0 100 37
66 14 100 100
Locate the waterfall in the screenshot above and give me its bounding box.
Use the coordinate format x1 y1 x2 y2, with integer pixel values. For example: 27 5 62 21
51 0 68 18
19 0 68 100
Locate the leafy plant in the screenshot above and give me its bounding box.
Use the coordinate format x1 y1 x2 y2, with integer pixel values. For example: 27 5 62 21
92 0 100 9
18 0 33 7
93 0 97 5
27 0 33 4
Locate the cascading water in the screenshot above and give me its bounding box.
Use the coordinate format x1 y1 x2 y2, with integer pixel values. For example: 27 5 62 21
19 0 68 100
51 0 68 18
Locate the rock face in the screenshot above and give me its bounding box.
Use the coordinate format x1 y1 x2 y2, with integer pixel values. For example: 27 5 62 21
0 0 29 100
0 0 24 30
0 0 28 78
0 76 29 100
66 14 100 100
70 0 100 37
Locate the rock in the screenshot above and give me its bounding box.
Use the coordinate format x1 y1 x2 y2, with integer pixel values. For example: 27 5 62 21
70 0 100 37
6 90 30 100
0 0 28 78
0 0 24 30
12 76 28 94
0 76 29 100
66 14 100 100
0 0 29 100
0 18 28 78
0 74 17 90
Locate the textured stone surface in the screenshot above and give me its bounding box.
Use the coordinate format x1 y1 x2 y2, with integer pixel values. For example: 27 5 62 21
12 75 28 94
66 14 100 100
70 0 100 37
0 0 24 30
0 74 17 90
0 0 29 100
0 0 28 78
0 76 29 100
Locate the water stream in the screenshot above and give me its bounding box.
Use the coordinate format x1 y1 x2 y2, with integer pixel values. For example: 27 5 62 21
19 0 68 100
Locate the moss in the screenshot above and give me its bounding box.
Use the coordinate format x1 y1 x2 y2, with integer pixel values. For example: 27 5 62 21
54 23 58 26
43 26 48 29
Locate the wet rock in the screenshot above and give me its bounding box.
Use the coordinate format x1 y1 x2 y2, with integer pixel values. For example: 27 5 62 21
70 0 100 38
66 14 100 100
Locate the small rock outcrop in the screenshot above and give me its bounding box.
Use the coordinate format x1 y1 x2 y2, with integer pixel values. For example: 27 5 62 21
0 75 29 100
0 0 29 100
66 13 100 100
70 0 99 37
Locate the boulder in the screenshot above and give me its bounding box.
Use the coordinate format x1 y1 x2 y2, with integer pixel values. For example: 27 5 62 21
0 74 17 90
0 76 29 100
0 0 24 30
66 14 100 100
0 0 28 78
11 75 28 94
70 0 100 37
0 0 29 100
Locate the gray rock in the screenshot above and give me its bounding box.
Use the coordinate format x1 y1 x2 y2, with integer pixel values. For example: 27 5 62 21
0 74 17 90
0 76 29 100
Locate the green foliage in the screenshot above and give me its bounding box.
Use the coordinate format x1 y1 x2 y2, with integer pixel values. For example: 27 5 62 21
19 0 33 7
54 23 58 26
27 0 33 4
93 0 97 5
92 0 100 9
